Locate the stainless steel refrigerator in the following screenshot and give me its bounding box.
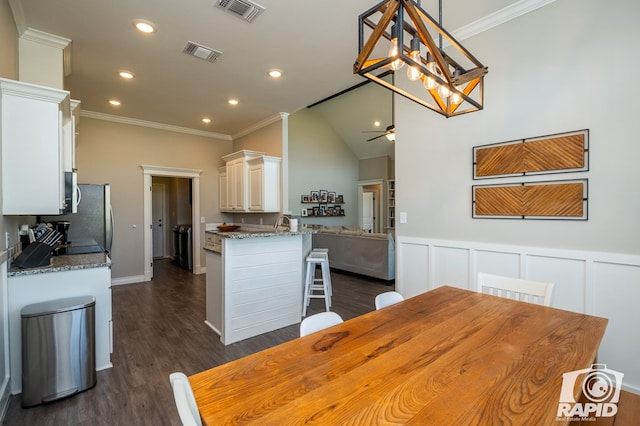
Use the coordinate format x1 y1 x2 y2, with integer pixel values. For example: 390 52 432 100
42 184 113 255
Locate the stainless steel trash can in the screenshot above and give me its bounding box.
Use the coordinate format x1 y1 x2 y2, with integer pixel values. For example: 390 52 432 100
21 296 97 408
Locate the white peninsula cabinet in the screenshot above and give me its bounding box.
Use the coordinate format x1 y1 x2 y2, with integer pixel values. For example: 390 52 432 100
0 78 78 215
219 150 281 213
204 229 313 345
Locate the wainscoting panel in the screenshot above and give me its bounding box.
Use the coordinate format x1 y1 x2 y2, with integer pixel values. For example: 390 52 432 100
525 255 586 313
592 261 640 393
396 236 640 393
432 246 470 291
396 242 430 298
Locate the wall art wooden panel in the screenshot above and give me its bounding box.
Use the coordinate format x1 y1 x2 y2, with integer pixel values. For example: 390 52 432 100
474 129 589 179
472 179 588 220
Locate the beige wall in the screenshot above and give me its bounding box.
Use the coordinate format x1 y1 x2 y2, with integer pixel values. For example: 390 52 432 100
394 0 640 255
359 156 390 181
76 118 232 279
0 0 17 80
233 118 283 157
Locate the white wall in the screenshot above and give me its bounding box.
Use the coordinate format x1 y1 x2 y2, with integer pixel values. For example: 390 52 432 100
394 0 640 391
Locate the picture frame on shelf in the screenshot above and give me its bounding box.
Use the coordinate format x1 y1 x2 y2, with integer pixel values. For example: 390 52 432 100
336 194 344 203
327 206 335 216
311 191 319 202
328 192 336 203
301 194 310 202
301 208 308 217
313 207 320 216
319 190 328 203
320 205 326 216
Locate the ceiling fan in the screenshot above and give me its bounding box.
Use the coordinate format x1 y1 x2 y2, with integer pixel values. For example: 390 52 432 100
365 124 395 142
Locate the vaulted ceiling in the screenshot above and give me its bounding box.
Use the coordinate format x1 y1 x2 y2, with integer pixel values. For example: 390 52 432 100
11 0 525 158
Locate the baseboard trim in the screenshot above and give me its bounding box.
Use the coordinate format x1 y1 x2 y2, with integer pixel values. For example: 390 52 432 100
111 275 146 286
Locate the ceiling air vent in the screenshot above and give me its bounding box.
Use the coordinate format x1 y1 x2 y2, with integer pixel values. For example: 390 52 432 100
182 41 223 63
213 0 265 23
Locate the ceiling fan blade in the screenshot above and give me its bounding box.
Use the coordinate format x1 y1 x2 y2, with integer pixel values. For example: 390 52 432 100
367 133 387 142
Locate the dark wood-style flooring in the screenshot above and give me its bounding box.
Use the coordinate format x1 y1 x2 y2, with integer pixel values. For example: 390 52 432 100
3 259 393 425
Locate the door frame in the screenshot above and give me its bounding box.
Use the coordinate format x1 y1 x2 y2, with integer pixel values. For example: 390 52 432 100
151 182 167 259
142 165 203 280
357 179 383 233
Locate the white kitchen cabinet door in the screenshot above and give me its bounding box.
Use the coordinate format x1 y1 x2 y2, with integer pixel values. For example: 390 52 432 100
1 78 72 215
248 156 281 212
218 166 229 211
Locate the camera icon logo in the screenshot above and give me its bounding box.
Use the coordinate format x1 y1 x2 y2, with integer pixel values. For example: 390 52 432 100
557 364 624 419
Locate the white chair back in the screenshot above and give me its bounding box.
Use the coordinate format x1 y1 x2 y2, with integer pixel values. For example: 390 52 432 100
169 372 203 426
300 312 343 337
375 291 405 310
477 272 555 306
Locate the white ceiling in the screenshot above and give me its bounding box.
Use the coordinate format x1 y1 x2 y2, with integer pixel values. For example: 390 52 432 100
10 0 522 159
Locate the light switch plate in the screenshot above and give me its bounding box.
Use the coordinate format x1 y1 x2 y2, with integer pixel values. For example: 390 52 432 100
399 212 407 224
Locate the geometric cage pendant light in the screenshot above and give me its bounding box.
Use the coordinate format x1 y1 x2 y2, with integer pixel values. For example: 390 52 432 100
354 0 488 118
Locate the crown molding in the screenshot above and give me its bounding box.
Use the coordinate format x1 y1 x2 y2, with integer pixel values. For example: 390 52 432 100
20 28 71 49
7 0 26 35
232 112 289 140
80 110 233 140
452 0 558 41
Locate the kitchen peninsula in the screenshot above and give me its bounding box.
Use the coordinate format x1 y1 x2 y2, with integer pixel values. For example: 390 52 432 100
204 227 313 345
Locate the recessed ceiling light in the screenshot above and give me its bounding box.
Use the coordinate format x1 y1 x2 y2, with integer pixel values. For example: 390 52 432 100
228 99 239 106
119 71 135 79
109 100 121 106
133 19 156 34
268 69 283 78
374 121 381 127
202 118 211 124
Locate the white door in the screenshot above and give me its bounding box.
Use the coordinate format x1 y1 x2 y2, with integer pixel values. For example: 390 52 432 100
152 183 166 258
362 192 374 232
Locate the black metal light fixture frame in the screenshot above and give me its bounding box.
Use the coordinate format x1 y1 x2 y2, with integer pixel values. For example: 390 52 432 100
354 0 488 118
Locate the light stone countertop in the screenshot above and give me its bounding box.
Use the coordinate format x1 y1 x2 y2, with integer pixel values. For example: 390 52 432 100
8 252 111 277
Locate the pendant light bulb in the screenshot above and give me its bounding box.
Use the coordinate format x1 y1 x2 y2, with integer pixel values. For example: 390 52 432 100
406 38 423 81
450 69 464 104
423 52 438 90
437 83 451 99
388 25 404 71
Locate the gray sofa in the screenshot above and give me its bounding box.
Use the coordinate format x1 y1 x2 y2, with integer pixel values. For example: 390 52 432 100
312 227 395 281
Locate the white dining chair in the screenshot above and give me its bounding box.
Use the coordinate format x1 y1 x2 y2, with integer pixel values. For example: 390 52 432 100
300 311 343 337
477 272 555 306
375 291 404 310
169 372 203 426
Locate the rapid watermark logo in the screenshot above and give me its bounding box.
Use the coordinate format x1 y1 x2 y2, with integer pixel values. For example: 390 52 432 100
557 364 624 421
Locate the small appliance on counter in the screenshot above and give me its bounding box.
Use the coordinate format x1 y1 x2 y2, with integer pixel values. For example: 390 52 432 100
13 228 64 268
40 184 114 256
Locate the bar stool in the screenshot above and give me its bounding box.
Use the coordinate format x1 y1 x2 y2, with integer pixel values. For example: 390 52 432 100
302 251 332 316
311 248 331 296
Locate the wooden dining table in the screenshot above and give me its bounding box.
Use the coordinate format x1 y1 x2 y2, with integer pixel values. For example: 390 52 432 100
189 285 608 425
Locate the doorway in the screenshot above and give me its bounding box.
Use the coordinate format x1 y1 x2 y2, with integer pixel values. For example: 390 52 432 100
357 179 383 233
142 165 203 281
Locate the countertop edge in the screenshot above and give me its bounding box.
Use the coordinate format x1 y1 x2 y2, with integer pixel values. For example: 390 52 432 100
8 253 112 277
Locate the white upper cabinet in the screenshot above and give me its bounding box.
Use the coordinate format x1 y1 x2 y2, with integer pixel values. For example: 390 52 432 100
247 156 281 212
219 150 281 213
1 78 76 215
218 166 229 211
